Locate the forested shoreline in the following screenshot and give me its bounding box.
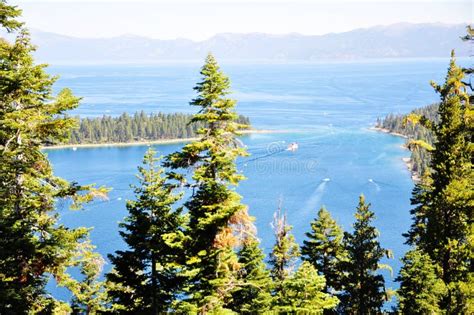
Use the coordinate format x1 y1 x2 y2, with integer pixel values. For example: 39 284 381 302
0 1 472 314
53 112 251 145
376 103 438 178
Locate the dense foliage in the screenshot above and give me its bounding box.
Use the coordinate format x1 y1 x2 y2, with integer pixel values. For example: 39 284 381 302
1 1 472 313
376 103 438 176
396 248 446 313
63 111 250 145
229 236 273 313
163 53 254 313
270 207 338 313
401 52 473 314
302 207 347 294
338 195 391 314
106 149 185 313
0 1 106 312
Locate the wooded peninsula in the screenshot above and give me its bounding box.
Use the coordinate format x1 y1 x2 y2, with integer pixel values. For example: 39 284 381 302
48 112 251 146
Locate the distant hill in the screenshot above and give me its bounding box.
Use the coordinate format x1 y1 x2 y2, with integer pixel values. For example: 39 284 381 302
25 23 470 64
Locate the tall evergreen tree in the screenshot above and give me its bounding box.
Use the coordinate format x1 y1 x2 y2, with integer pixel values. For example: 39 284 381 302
404 52 473 313
164 53 250 313
269 206 338 313
268 205 300 306
106 148 185 314
339 195 390 314
396 248 446 314
302 206 347 293
0 1 106 312
229 235 273 313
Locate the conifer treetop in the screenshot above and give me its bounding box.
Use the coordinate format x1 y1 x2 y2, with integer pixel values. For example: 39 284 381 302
0 1 107 311
0 0 23 32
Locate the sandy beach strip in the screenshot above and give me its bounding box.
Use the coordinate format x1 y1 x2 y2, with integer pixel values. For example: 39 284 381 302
369 126 408 139
42 129 286 150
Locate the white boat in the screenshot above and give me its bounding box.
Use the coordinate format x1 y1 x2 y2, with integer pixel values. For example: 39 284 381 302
286 142 299 151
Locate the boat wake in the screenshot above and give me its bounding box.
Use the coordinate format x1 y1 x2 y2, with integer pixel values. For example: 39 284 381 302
301 179 328 214
368 178 381 192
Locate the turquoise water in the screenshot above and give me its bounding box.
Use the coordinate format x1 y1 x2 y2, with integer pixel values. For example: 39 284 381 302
45 59 456 298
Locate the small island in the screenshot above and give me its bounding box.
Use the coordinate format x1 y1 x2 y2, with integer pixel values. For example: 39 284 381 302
43 111 277 149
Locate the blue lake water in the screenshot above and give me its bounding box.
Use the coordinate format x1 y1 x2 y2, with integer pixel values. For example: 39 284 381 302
45 58 460 301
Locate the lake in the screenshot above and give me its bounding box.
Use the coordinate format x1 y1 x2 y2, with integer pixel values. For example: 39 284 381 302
45 58 458 299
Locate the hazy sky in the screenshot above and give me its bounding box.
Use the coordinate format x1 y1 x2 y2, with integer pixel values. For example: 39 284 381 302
14 0 472 40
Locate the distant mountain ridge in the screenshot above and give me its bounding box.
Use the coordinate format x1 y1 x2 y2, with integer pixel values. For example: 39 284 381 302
25 23 470 64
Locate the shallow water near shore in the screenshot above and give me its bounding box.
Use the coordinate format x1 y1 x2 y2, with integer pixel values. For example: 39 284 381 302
45 58 462 303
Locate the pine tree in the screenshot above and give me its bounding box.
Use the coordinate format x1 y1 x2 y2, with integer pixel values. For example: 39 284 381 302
106 148 185 314
269 206 338 313
56 240 107 314
0 0 22 31
164 53 250 313
396 248 446 314
268 205 300 306
0 1 106 312
302 206 347 293
229 236 273 313
404 52 473 313
275 261 339 314
339 195 390 314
